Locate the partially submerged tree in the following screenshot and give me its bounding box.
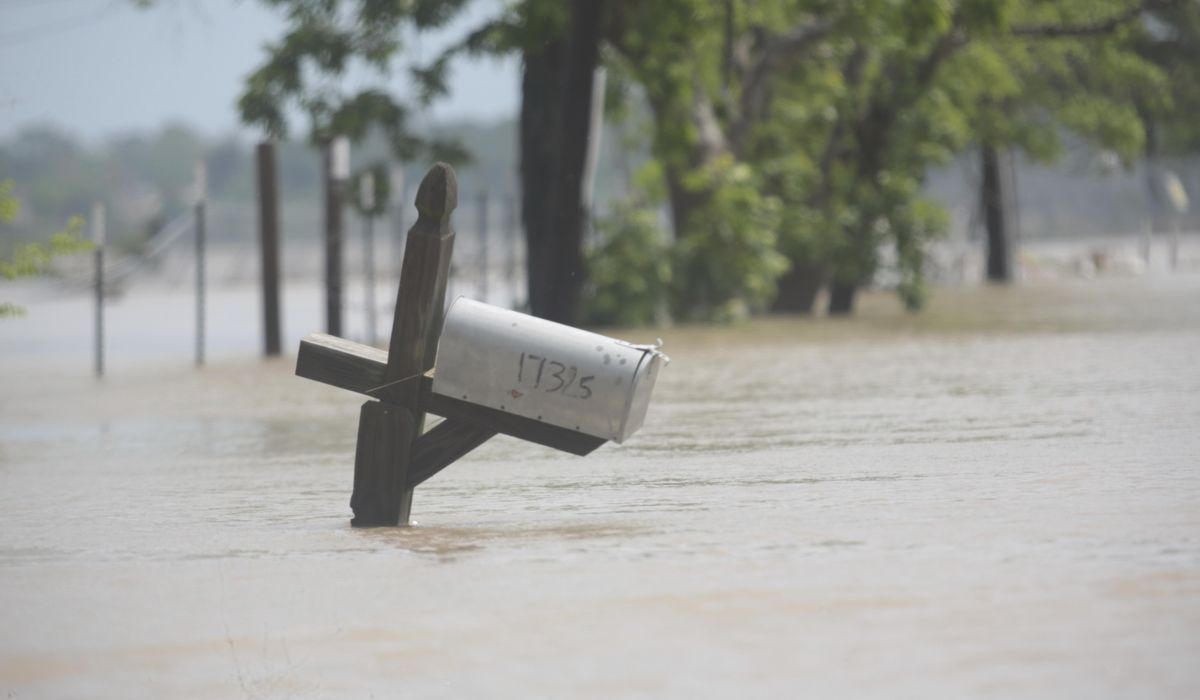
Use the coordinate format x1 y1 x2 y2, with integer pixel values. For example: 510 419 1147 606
621 1 1184 315
1127 1 1200 235
234 0 1185 325
774 0 1181 310
960 0 1173 283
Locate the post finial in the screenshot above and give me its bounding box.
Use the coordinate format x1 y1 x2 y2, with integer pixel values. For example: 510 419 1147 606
414 163 458 222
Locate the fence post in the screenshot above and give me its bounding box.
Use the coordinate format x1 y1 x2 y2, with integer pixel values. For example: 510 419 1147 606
92 202 105 378
506 194 520 309
257 142 283 357
477 191 488 303
323 137 350 336
391 167 406 281
194 161 207 367
361 172 377 346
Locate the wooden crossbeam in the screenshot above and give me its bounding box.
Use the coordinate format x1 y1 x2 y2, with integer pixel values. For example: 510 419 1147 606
297 333 606 456
296 333 388 395
408 418 497 488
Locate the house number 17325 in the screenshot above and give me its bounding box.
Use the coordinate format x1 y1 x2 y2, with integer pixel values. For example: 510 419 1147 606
518 352 593 399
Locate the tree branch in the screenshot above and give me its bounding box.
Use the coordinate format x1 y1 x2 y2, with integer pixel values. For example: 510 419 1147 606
817 47 868 179
732 19 833 156
1010 0 1179 39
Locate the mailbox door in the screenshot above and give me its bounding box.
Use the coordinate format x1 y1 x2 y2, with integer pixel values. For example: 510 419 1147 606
432 298 657 443
618 350 664 442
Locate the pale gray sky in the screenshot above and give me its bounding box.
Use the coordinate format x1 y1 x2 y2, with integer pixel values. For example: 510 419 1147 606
0 0 519 142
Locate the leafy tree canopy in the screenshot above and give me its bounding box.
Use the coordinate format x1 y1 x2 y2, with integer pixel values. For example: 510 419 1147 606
238 0 474 162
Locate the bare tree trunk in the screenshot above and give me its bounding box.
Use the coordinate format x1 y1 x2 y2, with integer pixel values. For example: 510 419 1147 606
1143 117 1167 236
523 0 604 324
544 0 604 323
520 41 562 317
771 261 824 313
827 280 856 315
982 142 1011 283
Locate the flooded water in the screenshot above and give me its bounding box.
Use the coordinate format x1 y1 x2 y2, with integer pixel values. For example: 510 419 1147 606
2 274 1199 698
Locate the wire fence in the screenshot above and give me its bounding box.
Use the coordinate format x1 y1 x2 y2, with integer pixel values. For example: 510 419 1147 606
8 180 1197 374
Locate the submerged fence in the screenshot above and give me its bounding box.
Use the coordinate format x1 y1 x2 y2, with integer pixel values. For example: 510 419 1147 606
11 147 1198 375
26 184 529 375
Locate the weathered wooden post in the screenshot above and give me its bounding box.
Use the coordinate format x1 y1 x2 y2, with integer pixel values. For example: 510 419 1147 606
322 137 350 336
296 163 668 527
359 171 378 347
477 191 488 303
390 167 407 281
350 163 458 525
194 161 207 367
505 194 519 309
257 142 283 357
92 202 105 378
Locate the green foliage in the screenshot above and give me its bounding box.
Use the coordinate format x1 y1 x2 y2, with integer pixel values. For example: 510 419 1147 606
0 180 92 318
716 0 1173 309
888 196 949 311
670 157 787 322
238 0 472 162
1128 1 1200 153
0 221 90 281
581 201 672 327
157 0 1197 324
951 2 1168 168
583 158 787 326
0 180 16 224
727 0 975 308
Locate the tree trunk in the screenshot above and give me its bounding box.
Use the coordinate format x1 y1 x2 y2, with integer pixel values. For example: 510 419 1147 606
523 0 605 325
827 281 856 315
664 165 705 239
1143 117 1167 236
520 41 562 318
982 143 1011 283
771 261 824 313
651 85 731 242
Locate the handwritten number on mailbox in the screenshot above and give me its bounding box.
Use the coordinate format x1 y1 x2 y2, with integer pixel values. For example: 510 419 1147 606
517 353 594 399
577 376 593 399
535 356 547 387
545 361 567 392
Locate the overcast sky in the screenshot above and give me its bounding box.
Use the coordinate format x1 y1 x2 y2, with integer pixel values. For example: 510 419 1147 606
0 0 519 143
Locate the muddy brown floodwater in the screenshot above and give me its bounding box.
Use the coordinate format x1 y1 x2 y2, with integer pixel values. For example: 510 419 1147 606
2 275 1199 698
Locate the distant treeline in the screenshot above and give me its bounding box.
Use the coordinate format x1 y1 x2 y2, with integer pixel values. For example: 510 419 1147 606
0 119 523 248
3 118 1191 257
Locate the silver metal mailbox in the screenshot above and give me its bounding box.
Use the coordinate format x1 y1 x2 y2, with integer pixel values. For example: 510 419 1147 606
432 298 668 443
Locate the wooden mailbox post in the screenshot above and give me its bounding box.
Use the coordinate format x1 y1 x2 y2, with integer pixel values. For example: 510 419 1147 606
297 163 617 526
